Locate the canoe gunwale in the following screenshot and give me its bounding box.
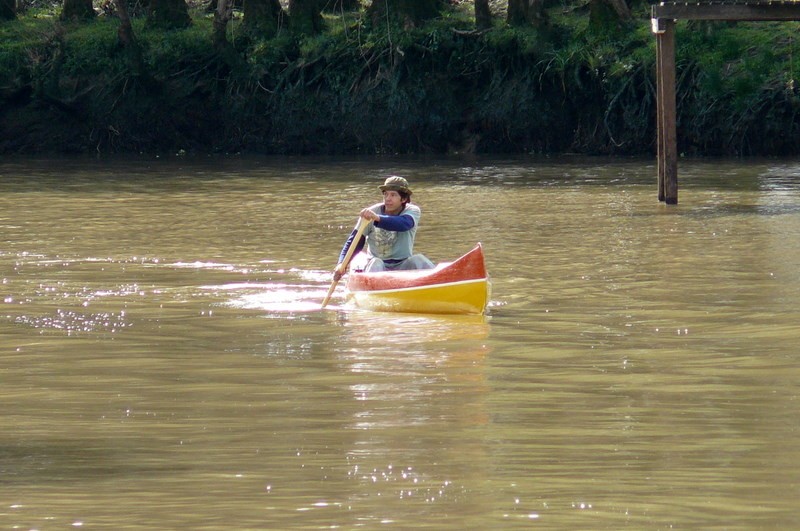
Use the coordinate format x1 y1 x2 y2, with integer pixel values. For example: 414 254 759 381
349 277 486 295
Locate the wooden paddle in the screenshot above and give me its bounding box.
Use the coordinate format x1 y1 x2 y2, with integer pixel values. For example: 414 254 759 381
321 217 370 309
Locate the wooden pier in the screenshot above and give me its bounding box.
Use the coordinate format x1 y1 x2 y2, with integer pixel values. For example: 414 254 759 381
651 1 800 204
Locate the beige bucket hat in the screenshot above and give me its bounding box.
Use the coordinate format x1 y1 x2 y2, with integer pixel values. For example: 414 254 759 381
379 176 411 194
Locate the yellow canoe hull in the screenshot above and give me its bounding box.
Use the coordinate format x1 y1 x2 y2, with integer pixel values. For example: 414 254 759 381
348 278 489 315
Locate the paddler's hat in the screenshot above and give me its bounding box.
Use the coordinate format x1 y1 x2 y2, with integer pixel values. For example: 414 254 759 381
379 176 411 194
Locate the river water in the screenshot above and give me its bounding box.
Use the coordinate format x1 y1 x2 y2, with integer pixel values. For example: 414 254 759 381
1 156 799 529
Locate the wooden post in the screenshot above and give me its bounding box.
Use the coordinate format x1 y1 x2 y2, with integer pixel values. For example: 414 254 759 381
654 18 678 204
656 25 665 202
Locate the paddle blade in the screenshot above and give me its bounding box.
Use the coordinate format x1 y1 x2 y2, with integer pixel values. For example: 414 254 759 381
320 279 338 309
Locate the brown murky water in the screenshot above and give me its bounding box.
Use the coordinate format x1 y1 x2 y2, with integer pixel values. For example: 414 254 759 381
2 156 799 529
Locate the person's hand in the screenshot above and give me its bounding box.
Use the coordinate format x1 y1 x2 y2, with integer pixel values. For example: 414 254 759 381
359 209 379 222
333 264 345 282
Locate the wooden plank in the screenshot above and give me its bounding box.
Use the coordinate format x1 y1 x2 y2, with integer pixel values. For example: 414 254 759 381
652 3 800 22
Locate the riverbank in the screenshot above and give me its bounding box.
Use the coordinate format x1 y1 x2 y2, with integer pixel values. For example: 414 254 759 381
1 4 799 156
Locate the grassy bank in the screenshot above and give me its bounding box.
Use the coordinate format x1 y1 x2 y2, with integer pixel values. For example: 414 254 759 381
1 4 799 156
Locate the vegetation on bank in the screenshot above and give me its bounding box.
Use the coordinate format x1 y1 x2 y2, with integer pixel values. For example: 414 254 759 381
1 0 799 156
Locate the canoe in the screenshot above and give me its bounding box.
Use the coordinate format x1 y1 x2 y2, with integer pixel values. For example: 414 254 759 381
345 244 490 315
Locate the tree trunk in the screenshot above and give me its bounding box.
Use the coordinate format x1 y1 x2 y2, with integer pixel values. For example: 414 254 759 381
288 0 322 35
212 0 231 50
61 0 96 20
0 0 15 21
589 0 631 32
529 0 547 27
322 0 359 13
474 0 491 31
507 0 546 28
243 0 286 38
205 0 243 13
605 0 631 20
113 0 145 75
147 0 191 29
114 0 135 47
367 0 444 29
506 0 523 26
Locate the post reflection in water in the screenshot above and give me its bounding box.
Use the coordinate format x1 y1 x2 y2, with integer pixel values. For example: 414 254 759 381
1 156 800 528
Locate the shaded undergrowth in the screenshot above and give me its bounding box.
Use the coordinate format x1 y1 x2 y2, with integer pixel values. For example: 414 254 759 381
1 7 799 156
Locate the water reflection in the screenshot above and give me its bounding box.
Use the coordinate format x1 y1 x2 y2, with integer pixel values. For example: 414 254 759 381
328 312 492 525
335 312 490 422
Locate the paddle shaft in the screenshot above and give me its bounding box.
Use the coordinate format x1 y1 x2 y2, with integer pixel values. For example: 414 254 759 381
321 217 370 309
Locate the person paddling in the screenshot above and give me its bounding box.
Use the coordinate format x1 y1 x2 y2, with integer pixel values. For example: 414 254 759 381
333 176 434 282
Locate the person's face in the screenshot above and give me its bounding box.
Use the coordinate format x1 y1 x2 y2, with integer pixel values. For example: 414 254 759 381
383 190 404 214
